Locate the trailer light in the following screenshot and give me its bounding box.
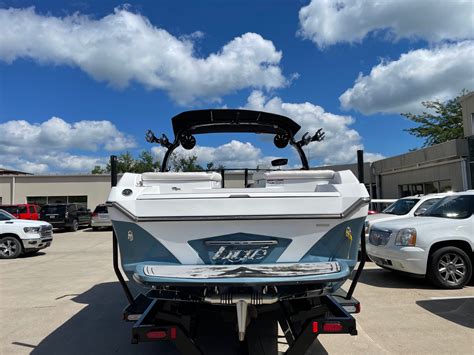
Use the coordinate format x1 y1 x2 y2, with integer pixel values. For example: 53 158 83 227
170 326 177 339
312 321 319 333
146 330 167 339
355 303 361 313
323 322 344 332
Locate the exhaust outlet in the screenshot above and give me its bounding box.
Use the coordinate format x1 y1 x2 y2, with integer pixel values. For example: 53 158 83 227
204 293 278 341
204 293 278 305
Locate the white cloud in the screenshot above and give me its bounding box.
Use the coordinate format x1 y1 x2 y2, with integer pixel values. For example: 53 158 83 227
0 117 136 151
339 41 474 114
0 151 107 175
244 91 383 165
0 117 133 173
298 0 474 48
0 7 287 104
151 140 279 169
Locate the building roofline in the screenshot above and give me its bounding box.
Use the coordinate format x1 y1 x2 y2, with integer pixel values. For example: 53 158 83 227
458 91 474 103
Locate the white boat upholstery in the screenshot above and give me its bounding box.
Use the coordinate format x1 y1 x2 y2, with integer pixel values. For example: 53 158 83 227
142 172 222 182
264 170 335 180
264 170 335 191
141 172 222 190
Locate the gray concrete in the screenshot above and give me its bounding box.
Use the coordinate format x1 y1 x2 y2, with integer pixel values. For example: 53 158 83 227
1 230 473 355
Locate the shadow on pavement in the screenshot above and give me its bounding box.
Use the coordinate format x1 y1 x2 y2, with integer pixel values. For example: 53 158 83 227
356 268 432 289
19 251 46 258
30 282 179 355
82 228 113 233
416 298 474 329
27 281 328 355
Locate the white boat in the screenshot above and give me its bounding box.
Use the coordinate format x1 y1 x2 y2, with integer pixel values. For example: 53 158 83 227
107 109 369 340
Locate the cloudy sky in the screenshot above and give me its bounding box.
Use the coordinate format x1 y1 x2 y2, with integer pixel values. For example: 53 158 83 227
0 0 473 173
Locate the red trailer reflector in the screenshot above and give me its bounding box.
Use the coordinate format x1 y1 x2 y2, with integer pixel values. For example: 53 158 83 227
170 327 177 339
323 322 344 333
146 330 168 339
355 303 361 313
312 321 319 333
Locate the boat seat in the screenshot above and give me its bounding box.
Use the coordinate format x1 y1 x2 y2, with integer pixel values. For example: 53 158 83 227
142 172 222 182
264 170 335 180
264 170 335 191
141 172 222 190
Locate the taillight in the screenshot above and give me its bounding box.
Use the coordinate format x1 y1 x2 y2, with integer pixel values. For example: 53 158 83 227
146 330 167 339
322 322 344 333
92 212 97 217
145 327 177 340
312 321 345 333
169 327 177 339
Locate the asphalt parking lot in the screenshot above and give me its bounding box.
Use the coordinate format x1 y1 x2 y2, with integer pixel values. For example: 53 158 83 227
1 230 473 355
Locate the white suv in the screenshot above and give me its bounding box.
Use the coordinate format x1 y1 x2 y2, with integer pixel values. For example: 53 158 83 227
365 193 450 235
0 209 53 259
367 191 474 288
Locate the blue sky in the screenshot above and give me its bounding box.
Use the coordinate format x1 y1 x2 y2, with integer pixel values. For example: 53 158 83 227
0 0 472 173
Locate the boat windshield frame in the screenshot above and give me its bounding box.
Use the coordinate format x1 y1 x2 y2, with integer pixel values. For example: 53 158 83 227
147 109 325 172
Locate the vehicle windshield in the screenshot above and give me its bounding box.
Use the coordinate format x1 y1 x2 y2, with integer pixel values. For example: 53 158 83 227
93 205 108 213
0 209 16 220
423 195 474 219
1 206 18 215
41 205 66 214
382 198 419 215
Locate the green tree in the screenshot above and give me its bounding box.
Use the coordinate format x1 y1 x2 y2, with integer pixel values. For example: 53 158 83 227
91 165 106 174
91 151 161 174
134 151 161 173
170 154 204 172
90 151 217 173
205 162 226 171
403 92 466 147
115 151 136 173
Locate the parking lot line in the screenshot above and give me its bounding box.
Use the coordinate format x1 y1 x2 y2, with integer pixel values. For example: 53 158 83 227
429 296 474 300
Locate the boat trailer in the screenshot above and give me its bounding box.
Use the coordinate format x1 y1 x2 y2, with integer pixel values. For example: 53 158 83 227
109 156 366 354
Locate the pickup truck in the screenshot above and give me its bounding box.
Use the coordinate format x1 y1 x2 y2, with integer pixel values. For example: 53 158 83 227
0 209 53 259
0 204 41 220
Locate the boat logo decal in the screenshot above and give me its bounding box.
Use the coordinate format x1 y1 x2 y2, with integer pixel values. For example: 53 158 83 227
345 227 353 241
127 230 134 241
212 245 269 263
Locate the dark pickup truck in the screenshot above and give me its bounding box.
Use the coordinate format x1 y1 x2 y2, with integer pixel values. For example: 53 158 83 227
40 203 92 231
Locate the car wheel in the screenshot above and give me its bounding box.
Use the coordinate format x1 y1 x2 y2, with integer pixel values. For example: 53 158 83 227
0 236 22 259
69 219 79 232
428 246 472 289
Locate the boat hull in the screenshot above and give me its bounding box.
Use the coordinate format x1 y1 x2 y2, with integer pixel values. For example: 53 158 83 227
110 208 365 291
107 170 369 296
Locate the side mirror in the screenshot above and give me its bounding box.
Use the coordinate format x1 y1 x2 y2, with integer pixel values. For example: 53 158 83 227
414 208 426 216
271 158 288 167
